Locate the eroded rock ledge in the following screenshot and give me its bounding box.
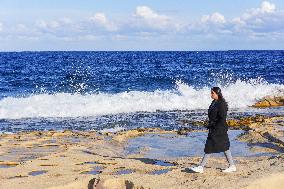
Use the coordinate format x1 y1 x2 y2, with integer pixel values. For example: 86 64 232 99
252 95 284 107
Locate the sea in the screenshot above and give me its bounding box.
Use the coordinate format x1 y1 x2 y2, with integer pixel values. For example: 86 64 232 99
0 51 283 133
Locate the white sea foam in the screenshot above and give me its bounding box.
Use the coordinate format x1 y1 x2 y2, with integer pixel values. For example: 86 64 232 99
0 79 283 119
99 126 126 133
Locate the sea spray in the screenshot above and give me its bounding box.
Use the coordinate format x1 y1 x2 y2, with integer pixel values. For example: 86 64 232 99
0 79 283 119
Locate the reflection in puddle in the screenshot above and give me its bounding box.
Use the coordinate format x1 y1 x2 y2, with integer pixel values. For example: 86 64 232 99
28 170 48 176
0 164 17 168
84 161 98 165
76 161 112 166
149 169 172 175
115 169 134 175
70 138 81 143
81 166 104 175
154 160 174 166
0 144 61 163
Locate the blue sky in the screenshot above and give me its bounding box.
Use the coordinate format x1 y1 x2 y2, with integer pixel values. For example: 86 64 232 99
0 0 284 51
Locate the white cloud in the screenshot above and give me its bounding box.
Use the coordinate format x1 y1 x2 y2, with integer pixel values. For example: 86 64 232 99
201 12 226 24
36 20 60 30
186 12 227 35
0 23 41 40
32 18 87 39
60 34 104 42
135 6 169 21
260 1 276 13
231 1 284 35
111 34 128 41
192 1 282 37
78 34 102 41
134 6 181 31
35 17 79 32
89 13 107 24
231 17 246 26
88 13 118 31
1 1 284 49
16 24 28 32
241 1 276 20
60 17 73 24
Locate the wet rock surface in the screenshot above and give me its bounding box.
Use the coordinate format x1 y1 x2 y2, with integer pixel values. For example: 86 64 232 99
252 95 284 107
0 116 284 189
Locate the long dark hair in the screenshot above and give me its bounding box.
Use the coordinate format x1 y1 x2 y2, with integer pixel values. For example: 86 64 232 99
211 87 228 110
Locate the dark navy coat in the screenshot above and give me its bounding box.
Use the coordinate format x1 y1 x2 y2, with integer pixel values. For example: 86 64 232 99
204 99 230 153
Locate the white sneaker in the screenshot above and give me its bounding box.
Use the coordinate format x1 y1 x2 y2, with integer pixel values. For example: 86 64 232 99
189 166 204 173
222 165 236 173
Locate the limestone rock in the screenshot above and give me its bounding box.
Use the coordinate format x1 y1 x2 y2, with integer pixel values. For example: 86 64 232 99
253 96 284 107
91 178 145 189
177 127 192 135
112 130 145 142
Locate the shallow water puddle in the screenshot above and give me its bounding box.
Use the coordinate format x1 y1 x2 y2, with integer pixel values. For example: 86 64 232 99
81 166 104 175
0 164 17 168
84 161 99 165
0 144 61 162
149 169 173 175
154 160 175 166
114 169 134 175
61 137 81 143
28 170 48 176
126 130 279 159
76 161 98 165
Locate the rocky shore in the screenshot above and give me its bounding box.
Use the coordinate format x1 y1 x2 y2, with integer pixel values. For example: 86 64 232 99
0 113 284 189
252 95 284 107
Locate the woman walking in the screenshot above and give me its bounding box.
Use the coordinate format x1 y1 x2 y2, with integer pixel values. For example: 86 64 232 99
190 87 236 173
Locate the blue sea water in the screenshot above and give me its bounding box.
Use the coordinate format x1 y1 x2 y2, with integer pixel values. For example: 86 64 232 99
0 51 283 132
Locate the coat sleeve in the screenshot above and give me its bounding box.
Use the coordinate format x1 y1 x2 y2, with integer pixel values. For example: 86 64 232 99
207 107 218 129
207 116 218 129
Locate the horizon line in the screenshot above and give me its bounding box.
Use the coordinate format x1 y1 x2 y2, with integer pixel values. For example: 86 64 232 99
1 49 284 53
